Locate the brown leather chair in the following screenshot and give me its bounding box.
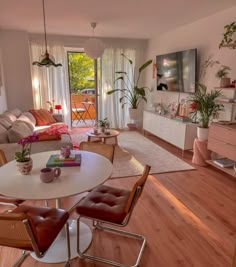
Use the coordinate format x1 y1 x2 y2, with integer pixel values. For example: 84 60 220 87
79 141 115 163
76 165 151 267
0 205 71 266
0 149 25 209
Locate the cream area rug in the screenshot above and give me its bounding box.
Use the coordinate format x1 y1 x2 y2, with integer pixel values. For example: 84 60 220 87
70 129 195 178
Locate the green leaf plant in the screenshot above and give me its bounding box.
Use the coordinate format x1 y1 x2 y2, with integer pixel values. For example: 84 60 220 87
188 84 224 128
107 54 152 109
219 21 236 48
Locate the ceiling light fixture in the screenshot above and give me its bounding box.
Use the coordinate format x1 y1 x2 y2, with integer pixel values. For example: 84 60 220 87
84 22 105 59
32 0 62 67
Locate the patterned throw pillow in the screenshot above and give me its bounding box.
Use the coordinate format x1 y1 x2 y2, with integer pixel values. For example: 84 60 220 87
29 109 56 126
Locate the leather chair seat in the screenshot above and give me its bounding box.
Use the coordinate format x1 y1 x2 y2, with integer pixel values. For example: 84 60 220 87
76 184 130 224
0 196 24 205
13 205 69 252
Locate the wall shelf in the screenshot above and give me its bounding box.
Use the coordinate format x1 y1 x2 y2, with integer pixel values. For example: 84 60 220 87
206 160 236 178
220 42 236 49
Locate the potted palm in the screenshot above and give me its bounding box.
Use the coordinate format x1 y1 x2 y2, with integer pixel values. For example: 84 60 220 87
107 54 152 120
215 65 231 88
188 84 224 141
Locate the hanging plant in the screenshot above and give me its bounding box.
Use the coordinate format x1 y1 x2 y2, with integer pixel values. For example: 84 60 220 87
219 21 236 48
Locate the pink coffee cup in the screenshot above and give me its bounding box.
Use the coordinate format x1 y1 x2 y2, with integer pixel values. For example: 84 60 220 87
40 167 61 183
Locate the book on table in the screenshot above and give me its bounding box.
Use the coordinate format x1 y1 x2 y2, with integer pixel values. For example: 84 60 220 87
213 158 235 168
46 154 81 167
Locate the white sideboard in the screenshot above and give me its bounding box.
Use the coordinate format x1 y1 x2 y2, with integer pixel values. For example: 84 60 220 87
143 110 198 151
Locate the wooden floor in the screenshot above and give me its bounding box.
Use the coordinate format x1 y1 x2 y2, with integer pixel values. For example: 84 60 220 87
0 131 235 267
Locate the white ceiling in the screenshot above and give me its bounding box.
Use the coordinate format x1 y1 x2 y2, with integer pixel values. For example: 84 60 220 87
0 0 235 39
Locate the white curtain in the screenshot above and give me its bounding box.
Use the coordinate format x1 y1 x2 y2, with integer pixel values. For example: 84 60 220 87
98 48 136 129
30 43 71 126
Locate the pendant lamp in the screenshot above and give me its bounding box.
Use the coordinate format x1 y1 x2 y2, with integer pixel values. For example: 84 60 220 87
84 22 105 59
32 0 62 67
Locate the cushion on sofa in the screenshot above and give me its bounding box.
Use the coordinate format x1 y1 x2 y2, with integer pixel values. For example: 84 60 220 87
29 109 57 126
0 125 9 144
3 112 17 122
22 112 36 126
17 114 35 130
0 116 13 129
7 121 33 143
10 108 22 118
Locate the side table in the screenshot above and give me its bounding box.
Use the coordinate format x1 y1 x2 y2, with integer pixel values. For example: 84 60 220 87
192 138 211 166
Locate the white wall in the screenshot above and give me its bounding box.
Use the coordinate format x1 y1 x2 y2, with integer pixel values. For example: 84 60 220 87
145 6 236 120
0 30 34 111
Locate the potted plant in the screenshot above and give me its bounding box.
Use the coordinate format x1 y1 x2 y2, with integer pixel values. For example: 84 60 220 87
107 54 152 120
98 118 110 132
219 21 236 48
15 132 39 175
215 65 231 88
188 84 224 141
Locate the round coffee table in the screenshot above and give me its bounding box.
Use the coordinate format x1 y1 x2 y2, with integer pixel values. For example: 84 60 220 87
86 129 120 145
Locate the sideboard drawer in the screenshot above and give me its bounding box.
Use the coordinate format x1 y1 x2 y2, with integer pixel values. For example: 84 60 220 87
208 137 236 161
209 124 236 146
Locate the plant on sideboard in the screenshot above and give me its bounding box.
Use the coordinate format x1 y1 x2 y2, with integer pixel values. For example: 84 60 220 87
188 84 224 140
107 53 152 120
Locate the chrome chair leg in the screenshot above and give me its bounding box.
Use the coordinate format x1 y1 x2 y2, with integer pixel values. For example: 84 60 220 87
13 250 29 267
77 216 146 267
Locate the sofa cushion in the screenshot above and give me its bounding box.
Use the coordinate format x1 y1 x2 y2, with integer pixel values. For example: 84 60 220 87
10 108 22 118
29 109 56 126
0 116 12 129
22 112 36 126
0 125 9 144
17 114 35 130
3 112 17 123
7 121 33 143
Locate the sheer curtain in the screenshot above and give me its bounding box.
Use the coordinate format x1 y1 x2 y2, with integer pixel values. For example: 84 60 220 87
30 43 71 126
98 48 135 129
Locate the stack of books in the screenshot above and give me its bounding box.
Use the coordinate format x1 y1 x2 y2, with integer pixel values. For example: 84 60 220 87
213 158 235 168
174 116 191 123
46 154 81 167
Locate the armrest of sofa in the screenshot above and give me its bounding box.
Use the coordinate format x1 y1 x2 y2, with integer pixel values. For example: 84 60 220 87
0 134 73 162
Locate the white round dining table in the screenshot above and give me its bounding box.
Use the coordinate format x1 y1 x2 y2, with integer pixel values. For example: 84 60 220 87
0 150 113 263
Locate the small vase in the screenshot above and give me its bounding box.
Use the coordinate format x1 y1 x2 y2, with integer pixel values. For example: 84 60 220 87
16 158 33 175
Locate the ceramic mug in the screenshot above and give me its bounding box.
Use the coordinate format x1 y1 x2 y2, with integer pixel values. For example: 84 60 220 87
40 167 61 183
60 146 71 158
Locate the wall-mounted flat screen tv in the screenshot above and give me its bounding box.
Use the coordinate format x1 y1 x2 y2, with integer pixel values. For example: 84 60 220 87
156 48 197 93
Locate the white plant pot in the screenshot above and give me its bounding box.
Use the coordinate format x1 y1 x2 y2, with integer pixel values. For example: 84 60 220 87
197 127 209 141
129 108 139 121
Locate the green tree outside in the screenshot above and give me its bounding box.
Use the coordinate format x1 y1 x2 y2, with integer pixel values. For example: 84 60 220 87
68 52 95 93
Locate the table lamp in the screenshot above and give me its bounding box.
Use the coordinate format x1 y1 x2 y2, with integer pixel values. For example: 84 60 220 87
55 104 62 114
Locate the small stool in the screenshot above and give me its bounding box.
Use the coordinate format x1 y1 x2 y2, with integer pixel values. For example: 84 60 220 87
192 138 211 166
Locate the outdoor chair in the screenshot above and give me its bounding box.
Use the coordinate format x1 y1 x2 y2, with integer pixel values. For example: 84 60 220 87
75 165 151 267
71 102 86 125
79 141 115 163
0 205 71 266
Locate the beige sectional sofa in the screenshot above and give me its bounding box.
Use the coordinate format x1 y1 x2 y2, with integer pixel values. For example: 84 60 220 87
0 108 72 162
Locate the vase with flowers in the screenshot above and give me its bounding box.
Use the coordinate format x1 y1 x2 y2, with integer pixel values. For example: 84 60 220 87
15 132 39 175
46 100 55 114
188 84 224 140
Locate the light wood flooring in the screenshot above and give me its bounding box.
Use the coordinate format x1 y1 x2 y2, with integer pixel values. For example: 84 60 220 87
0 131 235 267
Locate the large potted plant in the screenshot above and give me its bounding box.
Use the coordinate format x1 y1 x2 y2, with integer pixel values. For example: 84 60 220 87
188 84 224 141
107 54 152 120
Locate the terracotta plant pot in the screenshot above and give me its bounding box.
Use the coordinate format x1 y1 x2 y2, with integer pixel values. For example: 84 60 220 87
16 158 33 175
220 78 231 88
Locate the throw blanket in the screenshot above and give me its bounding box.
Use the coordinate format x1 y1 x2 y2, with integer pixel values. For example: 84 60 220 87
38 124 69 141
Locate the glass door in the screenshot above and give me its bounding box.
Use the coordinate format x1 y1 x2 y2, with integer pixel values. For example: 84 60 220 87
67 51 96 127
